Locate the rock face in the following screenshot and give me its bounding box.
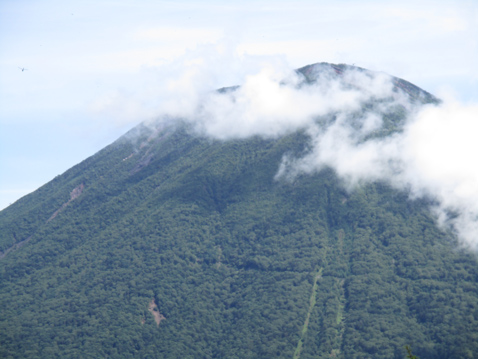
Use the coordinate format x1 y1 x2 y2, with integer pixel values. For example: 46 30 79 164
0 64 477 359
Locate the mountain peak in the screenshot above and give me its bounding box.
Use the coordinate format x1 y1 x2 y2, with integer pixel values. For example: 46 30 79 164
297 62 438 103
0 63 476 359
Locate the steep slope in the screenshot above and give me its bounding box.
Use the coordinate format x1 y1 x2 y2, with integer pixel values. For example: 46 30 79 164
0 64 477 359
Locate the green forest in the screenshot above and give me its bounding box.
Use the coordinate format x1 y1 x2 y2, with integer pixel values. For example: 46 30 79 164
0 64 477 358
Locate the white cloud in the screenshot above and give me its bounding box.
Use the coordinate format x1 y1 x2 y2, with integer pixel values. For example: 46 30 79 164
131 54 478 249
398 100 478 245
271 88 478 248
188 63 398 139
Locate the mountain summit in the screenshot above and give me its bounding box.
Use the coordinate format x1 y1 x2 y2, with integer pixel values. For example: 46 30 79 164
0 63 477 359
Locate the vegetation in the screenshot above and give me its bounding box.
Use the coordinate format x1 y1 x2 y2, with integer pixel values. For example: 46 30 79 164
0 66 476 358
406 346 419 359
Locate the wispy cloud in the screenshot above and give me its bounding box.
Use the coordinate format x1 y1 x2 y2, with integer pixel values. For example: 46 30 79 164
132 56 478 249
190 64 398 139
269 80 478 248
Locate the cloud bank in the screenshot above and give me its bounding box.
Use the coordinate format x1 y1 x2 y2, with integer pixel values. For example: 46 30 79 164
174 62 478 249
94 51 478 249
191 64 399 139
276 95 478 247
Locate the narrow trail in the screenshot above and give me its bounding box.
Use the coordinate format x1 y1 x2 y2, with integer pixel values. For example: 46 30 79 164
1 184 84 260
293 268 323 359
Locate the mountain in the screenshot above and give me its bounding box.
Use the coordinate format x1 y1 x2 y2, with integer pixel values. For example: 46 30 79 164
1 63 477 359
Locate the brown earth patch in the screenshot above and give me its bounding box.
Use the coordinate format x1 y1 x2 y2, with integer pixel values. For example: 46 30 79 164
148 299 166 326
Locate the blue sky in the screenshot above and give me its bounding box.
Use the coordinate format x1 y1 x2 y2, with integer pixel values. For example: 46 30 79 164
1 0 477 210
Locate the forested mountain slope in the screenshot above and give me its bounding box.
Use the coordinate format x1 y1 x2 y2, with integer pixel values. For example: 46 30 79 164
0 63 477 359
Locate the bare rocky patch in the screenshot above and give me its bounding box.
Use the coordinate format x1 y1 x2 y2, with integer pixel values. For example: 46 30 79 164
47 184 84 222
148 299 166 326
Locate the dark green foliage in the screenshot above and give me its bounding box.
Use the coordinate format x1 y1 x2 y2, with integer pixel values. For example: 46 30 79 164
406 345 419 359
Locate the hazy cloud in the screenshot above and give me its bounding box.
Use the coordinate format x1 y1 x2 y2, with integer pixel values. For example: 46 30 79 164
273 90 478 249
88 40 478 248
188 64 398 139
140 59 478 249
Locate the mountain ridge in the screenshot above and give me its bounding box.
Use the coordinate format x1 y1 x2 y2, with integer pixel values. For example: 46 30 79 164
0 63 477 359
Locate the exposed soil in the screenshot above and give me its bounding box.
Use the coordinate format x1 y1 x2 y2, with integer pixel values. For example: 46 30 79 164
148 299 166 326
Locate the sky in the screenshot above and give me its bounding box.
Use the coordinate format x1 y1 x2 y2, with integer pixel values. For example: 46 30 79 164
1 0 477 213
